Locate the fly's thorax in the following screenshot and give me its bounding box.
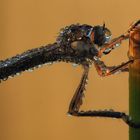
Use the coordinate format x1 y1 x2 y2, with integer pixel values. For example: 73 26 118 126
71 41 90 52
71 41 98 58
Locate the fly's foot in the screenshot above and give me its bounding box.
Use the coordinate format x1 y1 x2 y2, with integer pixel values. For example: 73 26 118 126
128 20 140 32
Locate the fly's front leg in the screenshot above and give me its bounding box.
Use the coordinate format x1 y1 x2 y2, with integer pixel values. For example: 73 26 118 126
98 20 140 57
93 56 133 77
98 33 129 57
128 19 140 33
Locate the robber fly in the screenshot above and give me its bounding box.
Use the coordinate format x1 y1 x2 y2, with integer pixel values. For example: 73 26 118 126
0 20 140 128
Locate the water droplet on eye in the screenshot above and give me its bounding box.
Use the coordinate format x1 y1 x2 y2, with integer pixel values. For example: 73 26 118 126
72 63 78 67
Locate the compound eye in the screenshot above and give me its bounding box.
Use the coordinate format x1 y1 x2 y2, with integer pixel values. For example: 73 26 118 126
104 28 112 43
90 31 94 42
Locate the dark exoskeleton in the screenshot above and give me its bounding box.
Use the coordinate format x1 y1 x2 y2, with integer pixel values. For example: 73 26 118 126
0 20 140 128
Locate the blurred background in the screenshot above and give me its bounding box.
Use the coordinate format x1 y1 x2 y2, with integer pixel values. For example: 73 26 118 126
0 0 139 140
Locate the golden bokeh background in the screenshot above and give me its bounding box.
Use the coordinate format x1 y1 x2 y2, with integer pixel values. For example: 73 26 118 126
0 0 139 140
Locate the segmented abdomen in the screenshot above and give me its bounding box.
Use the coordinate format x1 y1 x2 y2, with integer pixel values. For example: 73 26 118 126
0 42 85 81
0 43 63 81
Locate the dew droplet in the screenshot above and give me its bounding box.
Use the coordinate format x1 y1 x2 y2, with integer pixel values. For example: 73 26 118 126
72 63 78 67
34 65 39 68
3 77 8 81
28 68 34 72
4 64 8 67
129 116 132 121
80 110 84 113
115 43 120 47
16 72 21 76
53 61 56 64
114 70 121 75
93 56 98 61
85 83 87 87
48 62 53 65
112 117 117 120
43 63 48 66
82 93 85 98
109 109 114 112
38 65 42 68
67 113 72 117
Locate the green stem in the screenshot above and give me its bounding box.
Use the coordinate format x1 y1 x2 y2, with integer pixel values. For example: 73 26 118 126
129 27 140 140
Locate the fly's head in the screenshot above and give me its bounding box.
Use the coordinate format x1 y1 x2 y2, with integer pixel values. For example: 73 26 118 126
90 23 112 55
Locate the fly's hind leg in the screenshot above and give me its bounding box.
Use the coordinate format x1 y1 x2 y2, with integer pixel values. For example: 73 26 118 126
67 63 126 119
67 63 126 121
68 60 140 128
68 64 89 115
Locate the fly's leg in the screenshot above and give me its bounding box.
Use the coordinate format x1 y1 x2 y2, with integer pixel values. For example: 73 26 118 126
68 61 140 128
68 64 89 115
67 63 124 118
93 57 134 77
98 33 129 57
128 19 140 33
98 20 140 57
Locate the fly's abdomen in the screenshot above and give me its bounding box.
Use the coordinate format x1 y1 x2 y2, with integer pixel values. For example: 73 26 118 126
0 43 65 81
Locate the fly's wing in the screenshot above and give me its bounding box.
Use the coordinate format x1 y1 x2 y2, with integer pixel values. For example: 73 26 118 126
0 43 65 81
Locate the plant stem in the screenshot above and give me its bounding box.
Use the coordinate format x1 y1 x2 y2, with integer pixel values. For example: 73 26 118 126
129 26 140 140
